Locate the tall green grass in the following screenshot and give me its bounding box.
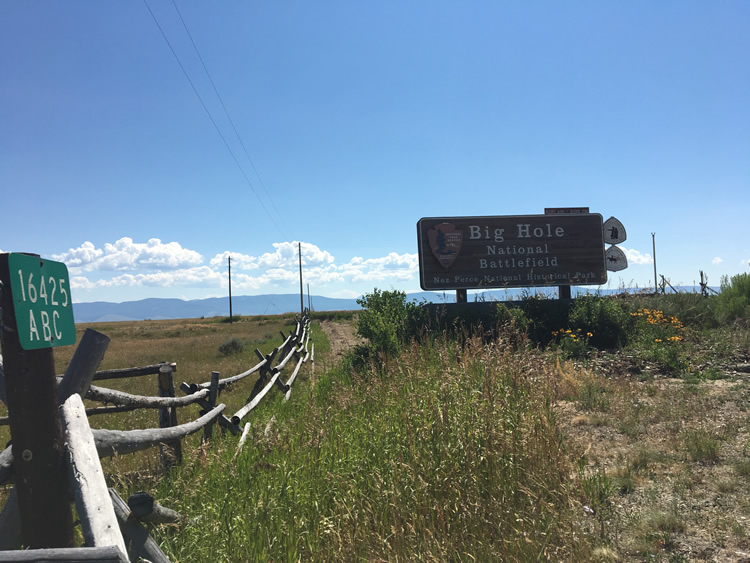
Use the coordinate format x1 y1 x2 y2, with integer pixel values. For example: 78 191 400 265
152 329 593 561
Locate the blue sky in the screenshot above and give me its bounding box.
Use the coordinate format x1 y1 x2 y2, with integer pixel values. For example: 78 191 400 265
2 1 748 304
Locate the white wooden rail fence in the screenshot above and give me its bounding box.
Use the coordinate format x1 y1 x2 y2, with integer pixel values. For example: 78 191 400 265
0 314 313 562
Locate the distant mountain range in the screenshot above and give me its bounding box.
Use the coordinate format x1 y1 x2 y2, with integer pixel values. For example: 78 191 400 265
71 291 512 323
73 294 360 323
72 286 712 323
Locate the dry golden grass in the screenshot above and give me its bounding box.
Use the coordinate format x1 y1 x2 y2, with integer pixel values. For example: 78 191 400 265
0 313 302 476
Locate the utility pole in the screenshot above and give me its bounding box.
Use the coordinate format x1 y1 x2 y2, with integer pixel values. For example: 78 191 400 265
652 233 658 294
298 243 304 316
228 255 233 323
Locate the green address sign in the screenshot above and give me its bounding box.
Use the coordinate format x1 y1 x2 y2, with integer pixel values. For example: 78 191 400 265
8 253 76 350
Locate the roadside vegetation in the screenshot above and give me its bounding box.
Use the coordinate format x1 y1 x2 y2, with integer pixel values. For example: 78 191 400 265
1 273 748 560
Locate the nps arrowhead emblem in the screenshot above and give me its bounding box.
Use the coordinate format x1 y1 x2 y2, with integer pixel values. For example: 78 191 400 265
427 223 463 269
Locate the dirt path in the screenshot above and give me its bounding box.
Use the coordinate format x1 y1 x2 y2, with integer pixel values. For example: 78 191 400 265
319 319 363 358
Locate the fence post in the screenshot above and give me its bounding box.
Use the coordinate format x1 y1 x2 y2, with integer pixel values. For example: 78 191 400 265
247 349 272 403
203 371 219 444
60 393 127 555
158 364 182 468
109 489 171 563
0 254 74 548
57 328 110 404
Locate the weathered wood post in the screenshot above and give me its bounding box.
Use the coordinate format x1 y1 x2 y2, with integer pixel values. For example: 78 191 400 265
203 371 220 444
0 253 75 548
60 393 127 555
57 328 110 403
158 363 182 468
127 492 181 524
247 348 274 403
109 489 170 563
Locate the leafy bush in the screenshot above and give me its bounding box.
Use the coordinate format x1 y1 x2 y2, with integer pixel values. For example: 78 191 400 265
552 327 592 359
660 293 717 328
218 337 245 356
568 295 630 349
518 291 571 345
494 303 530 347
494 303 530 332
714 272 750 324
356 289 425 358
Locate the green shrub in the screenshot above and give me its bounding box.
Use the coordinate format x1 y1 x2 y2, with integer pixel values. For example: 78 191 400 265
628 293 719 329
660 293 717 328
494 303 530 347
714 272 750 324
518 291 571 345
568 295 630 349
218 337 245 356
356 289 425 358
494 303 529 331
552 327 592 359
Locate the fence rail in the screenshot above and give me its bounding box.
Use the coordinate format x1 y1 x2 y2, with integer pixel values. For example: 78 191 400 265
0 312 314 561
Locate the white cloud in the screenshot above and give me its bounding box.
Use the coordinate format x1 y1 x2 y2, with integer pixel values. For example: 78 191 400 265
620 247 652 265
70 266 223 290
59 236 420 300
338 252 419 282
210 249 418 290
209 251 258 270
53 241 103 267
712 257 723 265
258 241 334 269
56 238 202 272
209 242 334 272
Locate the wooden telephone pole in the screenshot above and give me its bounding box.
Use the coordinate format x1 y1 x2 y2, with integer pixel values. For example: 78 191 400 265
228 255 233 323
652 233 658 294
298 243 304 316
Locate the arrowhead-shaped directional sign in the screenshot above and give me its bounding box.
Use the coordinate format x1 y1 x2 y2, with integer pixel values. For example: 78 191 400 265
603 216 626 245
605 245 628 272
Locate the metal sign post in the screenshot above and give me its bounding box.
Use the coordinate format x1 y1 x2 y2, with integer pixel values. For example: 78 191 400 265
0 253 75 548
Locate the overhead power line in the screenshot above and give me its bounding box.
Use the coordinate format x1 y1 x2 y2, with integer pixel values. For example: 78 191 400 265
169 0 289 236
142 0 287 240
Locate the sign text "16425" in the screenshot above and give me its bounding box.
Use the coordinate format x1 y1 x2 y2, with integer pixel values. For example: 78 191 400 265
7 253 76 350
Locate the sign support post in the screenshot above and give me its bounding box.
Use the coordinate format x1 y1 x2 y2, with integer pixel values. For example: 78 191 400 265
0 253 75 548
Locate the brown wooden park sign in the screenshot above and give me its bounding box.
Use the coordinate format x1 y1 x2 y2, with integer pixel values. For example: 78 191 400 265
417 214 607 291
